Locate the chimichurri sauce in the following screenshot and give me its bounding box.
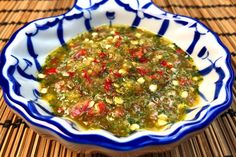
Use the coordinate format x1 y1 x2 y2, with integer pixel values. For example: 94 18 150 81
38 25 203 137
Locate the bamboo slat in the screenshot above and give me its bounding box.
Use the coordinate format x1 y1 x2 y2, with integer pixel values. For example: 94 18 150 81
0 0 235 156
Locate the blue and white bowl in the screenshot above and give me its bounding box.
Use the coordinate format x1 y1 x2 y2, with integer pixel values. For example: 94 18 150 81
0 0 234 155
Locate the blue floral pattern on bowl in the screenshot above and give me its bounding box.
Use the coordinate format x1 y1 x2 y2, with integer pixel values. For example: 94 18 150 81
0 0 234 152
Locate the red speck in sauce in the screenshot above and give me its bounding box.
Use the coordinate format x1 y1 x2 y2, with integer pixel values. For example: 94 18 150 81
70 107 81 118
68 71 75 77
113 72 122 78
74 49 87 58
139 57 149 63
45 68 57 75
160 60 168 66
99 52 107 58
137 67 149 76
115 40 122 48
176 49 184 54
87 108 95 116
97 102 106 113
82 70 92 83
179 78 187 85
157 70 164 76
104 78 112 92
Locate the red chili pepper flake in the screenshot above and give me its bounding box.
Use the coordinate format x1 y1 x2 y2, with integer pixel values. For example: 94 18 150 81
104 78 112 92
108 68 113 73
70 101 90 118
139 57 149 63
115 40 122 48
81 70 91 83
97 102 106 113
74 49 87 58
45 68 57 75
135 50 144 59
176 49 184 54
70 107 81 118
129 48 148 63
129 48 144 59
160 60 173 68
81 101 90 112
99 52 106 58
87 108 95 116
129 48 138 56
68 71 75 77
157 70 164 76
137 67 149 76
114 32 123 48
113 72 122 78
101 63 107 73
93 58 100 63
91 71 97 76
149 75 157 79
160 60 168 66
51 58 58 64
179 78 187 85
167 64 173 69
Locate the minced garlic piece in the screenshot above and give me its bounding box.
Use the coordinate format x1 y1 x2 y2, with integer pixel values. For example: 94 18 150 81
92 32 98 38
157 119 168 126
137 77 145 84
40 88 48 94
113 83 120 88
135 33 141 38
158 113 168 120
118 69 127 75
84 38 89 42
105 45 112 49
181 91 188 98
114 97 124 104
130 123 140 131
149 84 157 92
88 101 95 108
193 76 198 81
131 40 138 45
172 80 179 86
105 97 113 104
178 103 186 110
38 73 46 78
62 71 69 77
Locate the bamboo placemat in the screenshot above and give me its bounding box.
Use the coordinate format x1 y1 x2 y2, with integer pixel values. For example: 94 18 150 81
0 0 236 156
